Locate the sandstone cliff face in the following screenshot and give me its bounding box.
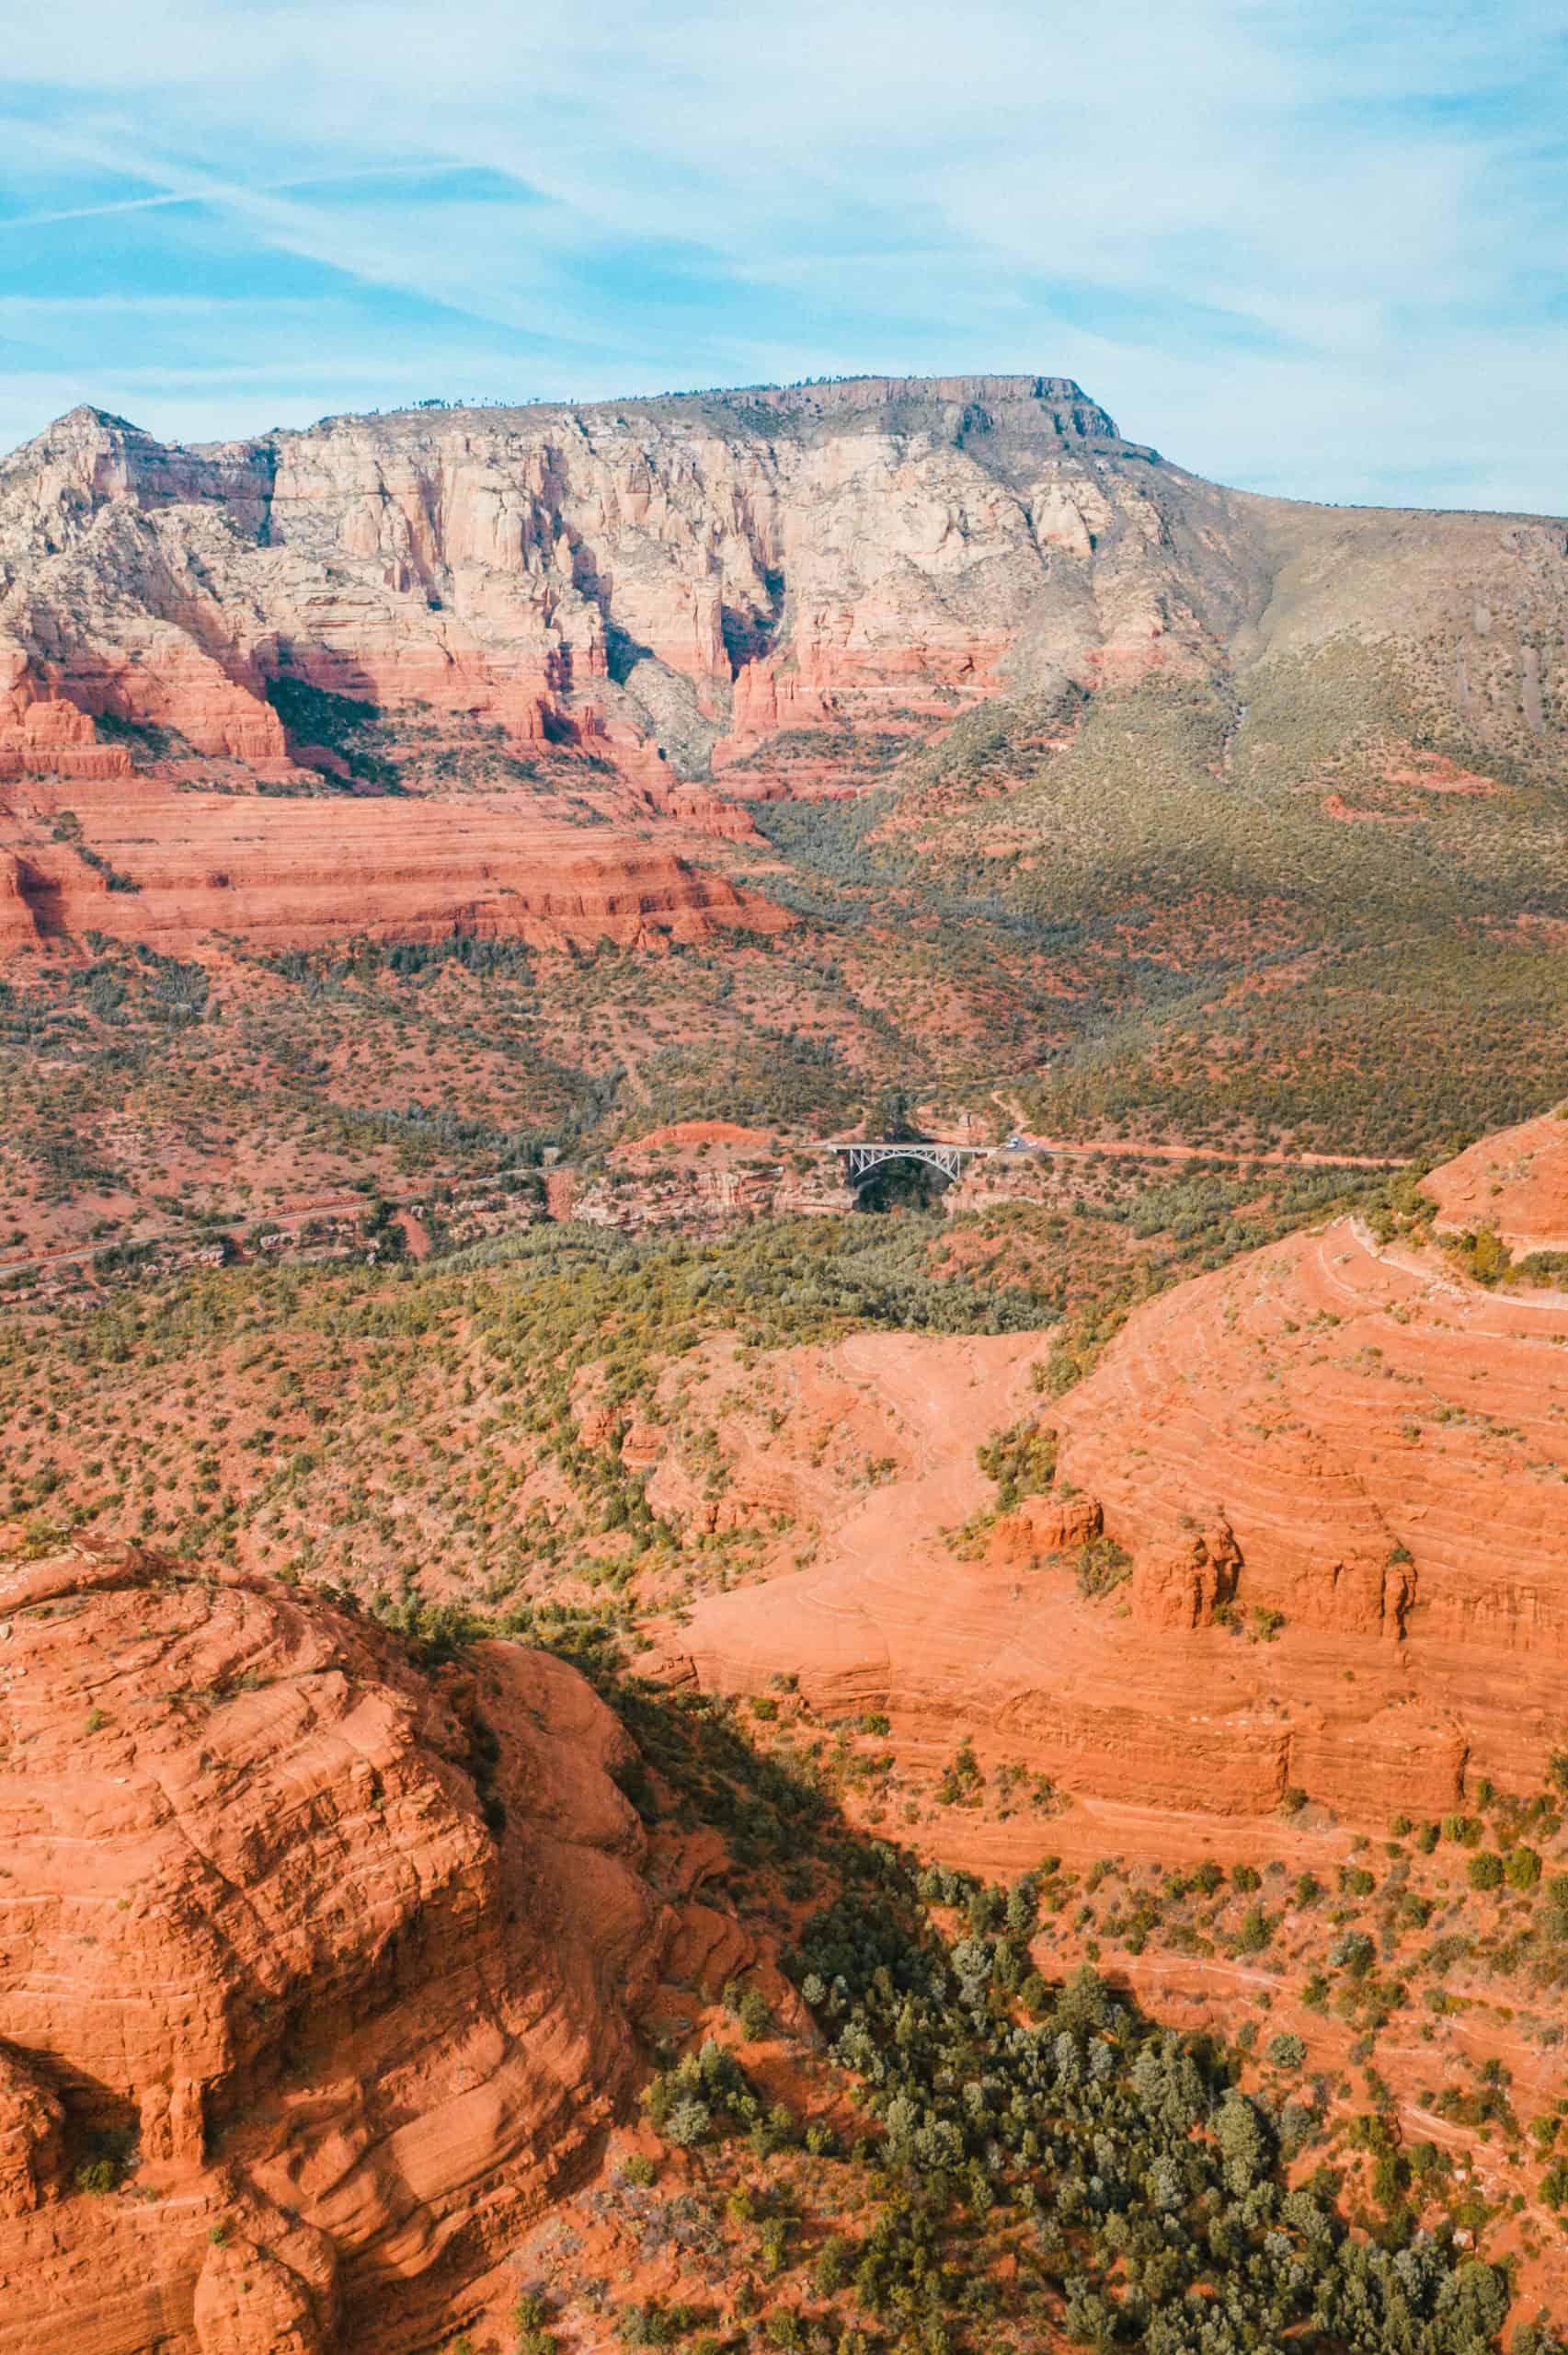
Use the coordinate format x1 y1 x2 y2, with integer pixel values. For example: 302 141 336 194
0 380 1235 796
661 1130 1568 1824
3 375 1564 955
6 379 1562 788
0 776 784 956
0 1541 670 2355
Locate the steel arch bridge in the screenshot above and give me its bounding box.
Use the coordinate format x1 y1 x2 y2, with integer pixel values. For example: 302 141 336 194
826 1142 991 1188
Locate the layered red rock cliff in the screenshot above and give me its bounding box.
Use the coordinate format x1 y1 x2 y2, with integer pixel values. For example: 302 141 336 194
0 1541 671 2355
0 385 1145 812
0 773 784 955
0 380 1175 788
660 1120 1568 1823
5 379 1565 954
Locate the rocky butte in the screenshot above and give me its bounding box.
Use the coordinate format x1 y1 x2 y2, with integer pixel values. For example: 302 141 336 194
0 1539 735 2355
1 374 1565 952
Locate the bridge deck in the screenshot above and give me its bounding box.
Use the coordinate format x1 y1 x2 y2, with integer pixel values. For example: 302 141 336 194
824 1142 993 1184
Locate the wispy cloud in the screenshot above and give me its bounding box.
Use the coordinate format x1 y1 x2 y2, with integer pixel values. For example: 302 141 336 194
0 158 492 235
2 0 1565 506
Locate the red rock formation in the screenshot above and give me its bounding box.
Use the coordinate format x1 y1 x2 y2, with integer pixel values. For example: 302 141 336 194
5 379 1565 949
0 2047 66 2217
6 390 1120 801
1422 1109 1568 1254
986 1489 1102 1568
0 1540 674 2355
0 851 40 950
659 1132 1568 1823
0 766 784 955
1052 1205 1568 1669
1127 1522 1243 1632
615 1120 784 1156
0 648 132 784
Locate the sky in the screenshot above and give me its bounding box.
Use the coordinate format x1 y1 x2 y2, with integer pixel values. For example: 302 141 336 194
3 0 1566 511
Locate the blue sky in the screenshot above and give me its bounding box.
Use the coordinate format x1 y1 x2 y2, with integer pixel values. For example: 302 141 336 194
3 0 1566 509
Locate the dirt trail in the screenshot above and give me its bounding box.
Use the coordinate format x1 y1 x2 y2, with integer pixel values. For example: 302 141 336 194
650 1325 1055 1705
694 1326 1048 1580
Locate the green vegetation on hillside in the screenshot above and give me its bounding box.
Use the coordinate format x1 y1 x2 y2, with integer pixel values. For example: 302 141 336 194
444 1648 1558 2355
741 656 1568 1156
0 1153 1402 1625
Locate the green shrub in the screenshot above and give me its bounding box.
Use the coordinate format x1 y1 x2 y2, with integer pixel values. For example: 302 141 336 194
1236 1901 1274 1952
1539 1876 1568 1939
1074 1536 1132 1600
512 2293 555 2355
976 1418 1058 1508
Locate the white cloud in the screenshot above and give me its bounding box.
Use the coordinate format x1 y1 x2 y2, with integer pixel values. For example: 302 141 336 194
2 0 1564 506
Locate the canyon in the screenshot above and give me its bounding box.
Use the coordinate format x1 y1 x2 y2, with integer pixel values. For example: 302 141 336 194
4 370 1568 2350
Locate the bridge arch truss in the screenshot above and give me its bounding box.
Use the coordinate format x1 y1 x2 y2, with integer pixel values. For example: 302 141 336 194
828 1142 989 1188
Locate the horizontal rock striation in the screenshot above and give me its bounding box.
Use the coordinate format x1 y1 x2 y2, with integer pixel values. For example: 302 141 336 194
661 1127 1568 1823
1054 1222 1568 1664
1422 1109 1568 1256
4 377 1566 951
0 772 784 955
0 1540 672 2355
